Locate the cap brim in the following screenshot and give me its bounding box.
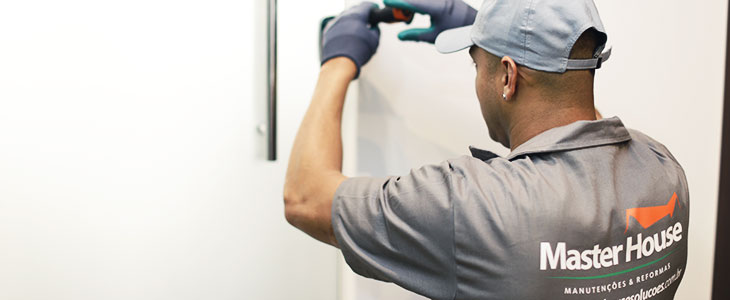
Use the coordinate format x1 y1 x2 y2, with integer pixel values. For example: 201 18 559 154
435 25 474 54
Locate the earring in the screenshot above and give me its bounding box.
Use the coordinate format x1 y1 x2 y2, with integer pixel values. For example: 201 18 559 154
502 93 507 100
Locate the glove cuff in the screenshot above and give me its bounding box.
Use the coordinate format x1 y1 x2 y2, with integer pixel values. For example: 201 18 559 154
321 35 376 79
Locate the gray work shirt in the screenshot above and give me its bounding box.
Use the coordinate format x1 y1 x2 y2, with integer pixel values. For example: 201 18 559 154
332 117 689 300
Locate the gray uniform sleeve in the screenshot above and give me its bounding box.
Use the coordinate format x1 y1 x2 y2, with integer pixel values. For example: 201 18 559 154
332 160 464 300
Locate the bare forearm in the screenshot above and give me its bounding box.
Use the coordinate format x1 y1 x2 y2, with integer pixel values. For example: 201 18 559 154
288 59 353 174
283 58 356 245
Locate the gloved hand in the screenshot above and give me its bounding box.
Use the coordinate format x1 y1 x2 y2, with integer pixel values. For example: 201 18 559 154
321 2 381 79
383 0 477 43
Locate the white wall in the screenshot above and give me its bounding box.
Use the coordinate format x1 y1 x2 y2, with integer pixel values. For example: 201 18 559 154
342 0 727 299
595 1 727 299
0 0 341 299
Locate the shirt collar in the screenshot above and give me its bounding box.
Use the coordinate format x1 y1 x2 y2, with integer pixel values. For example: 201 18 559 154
469 117 632 161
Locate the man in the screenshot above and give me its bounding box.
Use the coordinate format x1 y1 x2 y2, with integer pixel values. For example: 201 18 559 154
284 0 689 299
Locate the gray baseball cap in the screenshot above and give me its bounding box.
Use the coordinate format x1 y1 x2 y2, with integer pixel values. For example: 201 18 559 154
435 0 612 73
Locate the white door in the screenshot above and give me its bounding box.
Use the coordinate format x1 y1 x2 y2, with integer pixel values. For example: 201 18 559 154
0 0 341 299
340 0 727 299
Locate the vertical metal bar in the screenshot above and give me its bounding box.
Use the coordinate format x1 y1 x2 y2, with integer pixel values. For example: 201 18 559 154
267 0 277 161
713 2 730 298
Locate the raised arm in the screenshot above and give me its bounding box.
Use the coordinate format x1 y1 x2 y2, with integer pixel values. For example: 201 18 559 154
283 2 380 247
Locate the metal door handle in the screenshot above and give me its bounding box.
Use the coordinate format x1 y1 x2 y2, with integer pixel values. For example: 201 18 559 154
267 0 277 161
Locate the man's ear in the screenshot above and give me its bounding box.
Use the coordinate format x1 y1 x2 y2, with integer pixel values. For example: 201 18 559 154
501 56 518 101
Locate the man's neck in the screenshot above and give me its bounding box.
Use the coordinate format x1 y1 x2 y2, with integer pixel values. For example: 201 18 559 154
507 102 597 151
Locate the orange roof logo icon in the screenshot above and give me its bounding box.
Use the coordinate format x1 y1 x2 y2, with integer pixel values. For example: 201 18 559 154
625 193 679 233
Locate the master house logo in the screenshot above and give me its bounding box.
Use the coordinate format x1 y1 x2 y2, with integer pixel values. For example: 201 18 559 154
540 192 684 271
625 193 680 233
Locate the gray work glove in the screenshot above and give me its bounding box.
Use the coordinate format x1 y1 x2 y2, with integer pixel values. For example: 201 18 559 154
321 2 381 79
384 0 477 43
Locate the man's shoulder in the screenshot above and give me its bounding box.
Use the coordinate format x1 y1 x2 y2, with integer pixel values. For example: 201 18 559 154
449 126 686 195
625 128 684 169
445 153 519 178
626 127 666 149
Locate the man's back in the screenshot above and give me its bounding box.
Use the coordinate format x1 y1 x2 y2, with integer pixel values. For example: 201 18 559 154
453 118 689 299
333 117 689 299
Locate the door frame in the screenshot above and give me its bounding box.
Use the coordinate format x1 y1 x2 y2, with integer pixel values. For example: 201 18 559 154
712 2 730 299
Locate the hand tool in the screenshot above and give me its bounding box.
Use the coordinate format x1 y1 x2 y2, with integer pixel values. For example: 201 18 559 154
367 6 414 27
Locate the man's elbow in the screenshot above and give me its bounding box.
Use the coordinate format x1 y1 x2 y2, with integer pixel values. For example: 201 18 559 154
282 177 342 247
284 205 302 228
283 185 304 227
